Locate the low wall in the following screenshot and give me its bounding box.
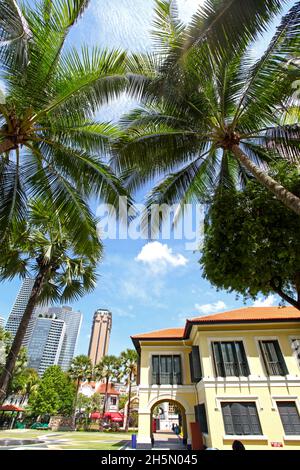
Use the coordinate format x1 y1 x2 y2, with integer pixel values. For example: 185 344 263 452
49 415 75 431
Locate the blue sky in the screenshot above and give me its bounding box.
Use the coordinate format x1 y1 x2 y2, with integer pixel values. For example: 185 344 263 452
0 0 296 356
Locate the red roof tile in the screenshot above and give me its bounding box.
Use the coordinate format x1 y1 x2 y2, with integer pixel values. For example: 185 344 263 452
95 383 120 395
132 307 300 342
131 327 185 340
188 306 300 323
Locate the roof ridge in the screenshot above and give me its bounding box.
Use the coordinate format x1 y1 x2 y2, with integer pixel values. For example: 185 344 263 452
132 306 300 342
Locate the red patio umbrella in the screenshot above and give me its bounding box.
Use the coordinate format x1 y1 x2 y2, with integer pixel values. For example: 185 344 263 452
0 404 25 412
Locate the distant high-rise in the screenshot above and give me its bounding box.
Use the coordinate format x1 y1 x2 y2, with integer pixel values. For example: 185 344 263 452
47 306 82 371
5 278 36 344
88 309 112 366
0 317 4 328
27 315 66 376
27 306 82 375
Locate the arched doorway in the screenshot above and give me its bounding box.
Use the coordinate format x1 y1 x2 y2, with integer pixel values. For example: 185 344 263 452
150 399 187 449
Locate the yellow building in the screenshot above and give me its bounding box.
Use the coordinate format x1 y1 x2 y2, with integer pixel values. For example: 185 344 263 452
131 307 300 450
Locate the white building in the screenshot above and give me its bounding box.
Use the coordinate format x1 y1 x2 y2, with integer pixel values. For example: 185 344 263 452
154 402 180 431
79 381 120 413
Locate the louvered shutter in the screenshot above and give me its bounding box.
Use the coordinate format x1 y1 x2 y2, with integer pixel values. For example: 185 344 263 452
191 346 202 382
221 403 235 435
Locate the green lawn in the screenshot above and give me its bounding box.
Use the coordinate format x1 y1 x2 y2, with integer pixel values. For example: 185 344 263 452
0 430 132 450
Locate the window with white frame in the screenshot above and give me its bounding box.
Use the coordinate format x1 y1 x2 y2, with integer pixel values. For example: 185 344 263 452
212 341 250 377
259 340 288 376
277 402 300 435
221 402 262 436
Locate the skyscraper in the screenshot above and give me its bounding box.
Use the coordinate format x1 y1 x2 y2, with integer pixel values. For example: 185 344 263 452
27 306 82 375
48 306 82 371
88 309 112 366
27 315 66 376
0 317 4 328
5 278 36 345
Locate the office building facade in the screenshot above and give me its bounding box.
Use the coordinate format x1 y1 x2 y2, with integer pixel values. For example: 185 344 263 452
27 306 82 375
27 316 66 376
5 278 36 345
46 306 82 371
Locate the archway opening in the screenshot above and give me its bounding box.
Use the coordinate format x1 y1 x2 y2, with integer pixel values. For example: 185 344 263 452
150 399 187 448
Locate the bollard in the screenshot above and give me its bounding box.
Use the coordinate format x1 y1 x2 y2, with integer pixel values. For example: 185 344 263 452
131 434 137 449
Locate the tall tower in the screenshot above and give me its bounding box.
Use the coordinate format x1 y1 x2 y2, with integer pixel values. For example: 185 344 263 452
88 309 112 366
5 278 36 344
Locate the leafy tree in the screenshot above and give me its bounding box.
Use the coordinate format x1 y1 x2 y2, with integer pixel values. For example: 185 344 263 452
9 368 39 403
94 355 120 415
0 327 29 397
0 327 11 368
29 365 75 416
0 0 131 242
0 198 101 402
89 392 104 412
68 355 92 419
120 349 138 431
115 0 300 226
76 393 91 412
201 161 300 309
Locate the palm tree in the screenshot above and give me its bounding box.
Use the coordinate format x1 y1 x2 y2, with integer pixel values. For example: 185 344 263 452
94 355 120 416
0 198 101 402
120 349 138 432
69 355 93 422
0 0 131 243
115 0 300 222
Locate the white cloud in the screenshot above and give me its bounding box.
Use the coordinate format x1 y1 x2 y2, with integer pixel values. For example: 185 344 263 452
253 295 276 307
178 0 205 23
135 242 188 273
195 300 227 316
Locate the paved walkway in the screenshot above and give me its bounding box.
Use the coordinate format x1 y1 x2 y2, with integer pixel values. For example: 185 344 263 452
152 431 186 450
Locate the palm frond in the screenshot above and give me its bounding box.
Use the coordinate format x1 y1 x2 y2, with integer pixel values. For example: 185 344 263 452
185 0 286 59
151 0 185 55
140 147 216 236
235 1 300 129
0 0 32 70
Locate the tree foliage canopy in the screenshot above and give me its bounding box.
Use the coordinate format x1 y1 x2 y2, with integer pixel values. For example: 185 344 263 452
200 161 300 308
29 365 75 416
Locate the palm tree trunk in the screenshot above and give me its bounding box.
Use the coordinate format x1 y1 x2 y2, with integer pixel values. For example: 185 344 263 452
0 266 48 403
72 379 80 428
102 377 109 416
231 144 300 216
125 374 132 432
0 139 16 155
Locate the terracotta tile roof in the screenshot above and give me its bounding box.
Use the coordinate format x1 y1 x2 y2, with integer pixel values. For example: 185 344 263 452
131 327 185 340
132 307 300 345
81 381 96 388
95 383 120 395
188 306 300 323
